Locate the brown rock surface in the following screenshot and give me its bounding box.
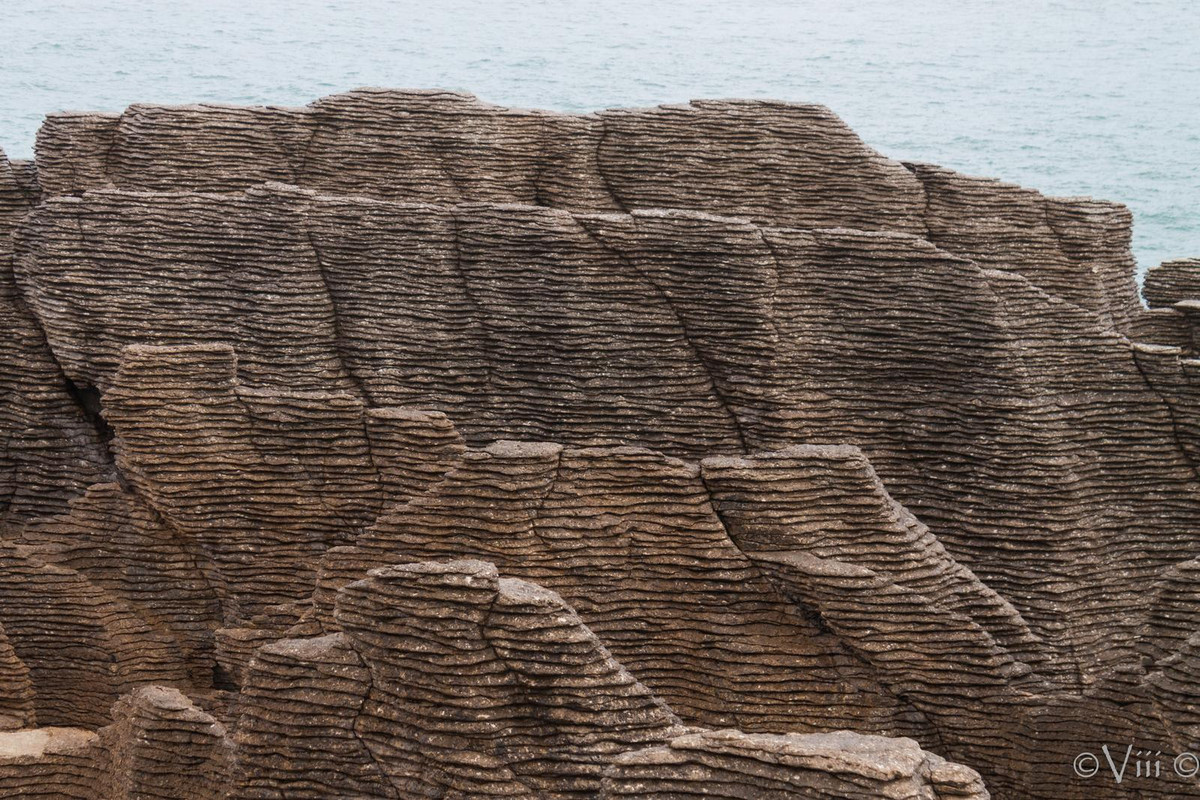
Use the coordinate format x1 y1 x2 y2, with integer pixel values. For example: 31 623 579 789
0 686 226 800
0 726 98 799
600 729 990 799
1145 258 1200 309
2 90 1199 798
15 183 1196 682
0 147 111 526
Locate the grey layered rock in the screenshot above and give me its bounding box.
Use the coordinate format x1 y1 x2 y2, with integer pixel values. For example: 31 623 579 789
1 90 1198 799
600 729 990 800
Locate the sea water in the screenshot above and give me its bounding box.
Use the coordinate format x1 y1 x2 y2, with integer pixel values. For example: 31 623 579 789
2 0 1196 275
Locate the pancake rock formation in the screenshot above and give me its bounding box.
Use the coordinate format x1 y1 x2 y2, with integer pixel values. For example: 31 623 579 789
1 88 1198 799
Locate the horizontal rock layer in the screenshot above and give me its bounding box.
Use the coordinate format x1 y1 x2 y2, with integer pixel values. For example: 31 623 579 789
2 90 1199 799
13 184 1197 685
600 729 990 800
32 91 1141 325
0 147 111 526
0 565 990 799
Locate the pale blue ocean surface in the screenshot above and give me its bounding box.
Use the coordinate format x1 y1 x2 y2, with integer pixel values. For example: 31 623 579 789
2 0 1197 275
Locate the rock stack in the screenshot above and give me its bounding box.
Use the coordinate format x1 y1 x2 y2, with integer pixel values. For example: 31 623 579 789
1 89 1198 798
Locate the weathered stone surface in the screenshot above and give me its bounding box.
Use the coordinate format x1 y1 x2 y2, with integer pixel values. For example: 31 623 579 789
904 162 1141 329
31 90 1141 316
1 571 990 800
223 560 987 799
0 686 226 800
1132 343 1200 469
17 482 222 683
0 726 97 799
313 440 911 737
34 92 924 231
4 90 1200 799
0 147 111 527
0 622 35 730
1133 264 1200 487
319 560 684 797
17 183 1196 686
0 540 187 727
600 729 990 799
102 343 372 617
89 685 228 800
1145 257 1200 309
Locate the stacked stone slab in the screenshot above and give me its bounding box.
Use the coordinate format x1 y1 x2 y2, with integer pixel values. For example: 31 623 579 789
0 148 111 526
31 91 1143 322
313 438 910 737
0 686 226 800
0 623 35 730
0 540 187 727
15 182 1198 688
17 482 222 684
316 559 686 798
1145 258 1200 310
1 89 1198 799
66 338 1197 797
600 729 990 800
0 565 989 800
1135 257 1200 475
0 727 98 798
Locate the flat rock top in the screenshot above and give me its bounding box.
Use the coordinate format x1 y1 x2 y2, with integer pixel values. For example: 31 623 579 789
0 727 97 759
669 729 928 779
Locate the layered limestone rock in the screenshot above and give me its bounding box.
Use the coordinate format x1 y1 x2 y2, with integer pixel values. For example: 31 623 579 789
0 622 35 730
0 726 97 799
30 88 1132 315
2 89 1199 799
53 337 1190 797
15 182 1196 684
0 540 187 727
16 482 222 684
1135 257 1200 477
301 559 686 798
0 564 988 800
1145 257 1200 310
312 439 911 736
600 729 990 800
0 685 226 800
0 147 111 526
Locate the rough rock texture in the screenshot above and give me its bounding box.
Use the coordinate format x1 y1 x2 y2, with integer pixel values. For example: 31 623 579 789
0 539 187 727
0 568 986 800
600 729 990 799
30 90 1139 322
1145 258 1200 309
0 622 35 730
2 90 1199 799
249 559 688 798
15 182 1197 684
313 438 910 736
0 726 98 798
0 685 226 800
0 147 111 526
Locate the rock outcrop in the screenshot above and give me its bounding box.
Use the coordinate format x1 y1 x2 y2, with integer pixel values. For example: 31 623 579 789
0 147 111 526
0 563 987 799
0 685 227 800
1 89 1198 799
600 729 990 800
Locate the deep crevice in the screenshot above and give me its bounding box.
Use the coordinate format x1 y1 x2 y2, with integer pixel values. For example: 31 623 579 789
63 376 114 445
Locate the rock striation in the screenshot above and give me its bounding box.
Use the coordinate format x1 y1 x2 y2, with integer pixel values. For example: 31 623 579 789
600 729 990 800
0 148 111 527
1 89 1198 799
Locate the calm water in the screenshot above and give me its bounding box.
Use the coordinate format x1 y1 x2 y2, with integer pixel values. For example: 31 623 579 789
2 0 1197 275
